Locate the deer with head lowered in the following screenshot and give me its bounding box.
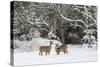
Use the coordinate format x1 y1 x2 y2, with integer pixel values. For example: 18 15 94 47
39 41 53 56
55 44 68 55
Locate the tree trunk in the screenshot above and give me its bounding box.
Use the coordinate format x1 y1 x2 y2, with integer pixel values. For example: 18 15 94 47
53 14 57 34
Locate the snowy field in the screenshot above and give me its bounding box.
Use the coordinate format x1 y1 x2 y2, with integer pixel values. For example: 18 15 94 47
14 45 97 66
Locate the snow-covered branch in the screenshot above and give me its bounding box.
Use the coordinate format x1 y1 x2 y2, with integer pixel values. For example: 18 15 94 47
75 25 85 30
81 11 96 23
60 13 83 22
39 28 49 32
57 9 86 28
74 6 96 23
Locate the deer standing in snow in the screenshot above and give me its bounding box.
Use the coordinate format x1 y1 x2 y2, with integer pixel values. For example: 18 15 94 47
55 44 68 55
39 41 53 56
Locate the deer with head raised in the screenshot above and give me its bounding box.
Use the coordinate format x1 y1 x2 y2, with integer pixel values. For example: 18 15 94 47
39 41 53 56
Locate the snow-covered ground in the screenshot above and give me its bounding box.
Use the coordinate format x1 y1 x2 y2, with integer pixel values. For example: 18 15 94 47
14 45 97 66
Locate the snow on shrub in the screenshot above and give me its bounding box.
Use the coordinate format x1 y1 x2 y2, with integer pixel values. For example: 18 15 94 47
14 37 63 52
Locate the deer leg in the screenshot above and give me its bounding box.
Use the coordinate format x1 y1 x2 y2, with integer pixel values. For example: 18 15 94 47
39 52 40 55
64 51 66 54
49 50 51 55
66 50 68 54
40 51 43 56
58 52 60 55
56 50 58 55
39 51 41 55
64 49 68 54
45 52 47 55
47 52 49 55
39 51 41 56
57 51 60 55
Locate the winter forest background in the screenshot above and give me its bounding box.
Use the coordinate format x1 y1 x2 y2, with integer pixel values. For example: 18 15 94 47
11 1 97 52
10 1 98 66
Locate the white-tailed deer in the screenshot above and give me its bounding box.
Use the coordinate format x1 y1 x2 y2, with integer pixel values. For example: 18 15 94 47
55 44 68 55
39 41 53 56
